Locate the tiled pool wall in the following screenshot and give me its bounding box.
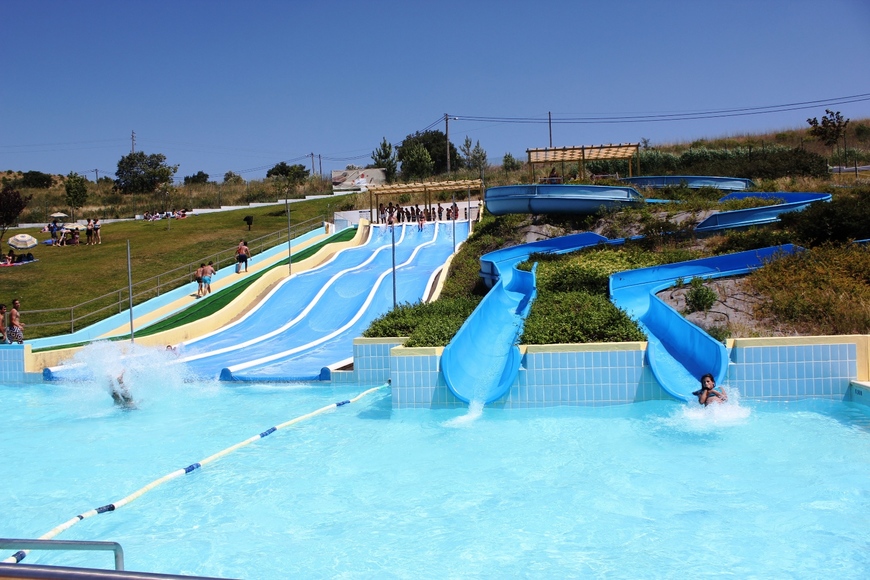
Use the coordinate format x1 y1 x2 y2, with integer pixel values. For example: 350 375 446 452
349 335 870 409
0 344 41 384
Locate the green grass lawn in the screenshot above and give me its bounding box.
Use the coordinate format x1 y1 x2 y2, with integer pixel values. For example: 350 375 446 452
3 197 336 338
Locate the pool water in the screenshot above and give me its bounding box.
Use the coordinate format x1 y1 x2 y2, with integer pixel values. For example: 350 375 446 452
3 349 870 578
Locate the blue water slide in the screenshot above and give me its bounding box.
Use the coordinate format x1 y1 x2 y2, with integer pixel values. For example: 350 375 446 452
620 175 756 191
695 192 831 232
485 184 644 216
609 245 800 401
443 232 614 404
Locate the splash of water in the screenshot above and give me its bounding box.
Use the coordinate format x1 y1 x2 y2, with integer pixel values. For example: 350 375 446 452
443 400 485 428
675 386 751 431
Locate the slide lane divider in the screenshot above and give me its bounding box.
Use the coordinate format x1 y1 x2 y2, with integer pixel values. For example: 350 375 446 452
1 384 388 566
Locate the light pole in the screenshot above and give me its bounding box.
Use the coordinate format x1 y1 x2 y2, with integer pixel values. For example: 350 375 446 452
391 220 397 310
285 197 292 276
445 114 458 178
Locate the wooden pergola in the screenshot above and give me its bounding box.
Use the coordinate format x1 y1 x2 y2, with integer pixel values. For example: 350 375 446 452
527 143 640 182
366 179 483 223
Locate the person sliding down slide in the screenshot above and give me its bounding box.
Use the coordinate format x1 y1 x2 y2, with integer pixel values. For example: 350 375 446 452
693 373 728 406
111 371 136 409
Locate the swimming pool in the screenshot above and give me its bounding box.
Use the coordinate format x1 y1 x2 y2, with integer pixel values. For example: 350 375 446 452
3 354 870 578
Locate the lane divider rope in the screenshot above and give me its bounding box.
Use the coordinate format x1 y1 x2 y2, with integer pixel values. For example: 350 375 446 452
3 383 389 565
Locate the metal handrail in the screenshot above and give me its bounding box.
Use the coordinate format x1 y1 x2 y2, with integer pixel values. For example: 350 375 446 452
0 538 124 570
20 215 324 337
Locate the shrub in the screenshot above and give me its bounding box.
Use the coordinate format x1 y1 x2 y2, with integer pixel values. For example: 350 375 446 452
684 277 718 313
778 189 870 245
521 290 646 344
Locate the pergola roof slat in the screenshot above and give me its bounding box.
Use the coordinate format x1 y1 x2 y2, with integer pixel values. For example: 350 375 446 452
527 143 639 163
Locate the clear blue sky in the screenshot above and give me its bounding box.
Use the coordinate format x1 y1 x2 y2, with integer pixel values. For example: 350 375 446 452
3 0 869 182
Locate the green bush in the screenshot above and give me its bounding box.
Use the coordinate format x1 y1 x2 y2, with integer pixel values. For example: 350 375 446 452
778 189 870 245
362 296 481 347
521 290 646 344
684 277 718 313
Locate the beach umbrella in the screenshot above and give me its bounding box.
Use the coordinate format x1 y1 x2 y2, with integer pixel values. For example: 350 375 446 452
8 234 38 250
50 212 68 218
63 223 86 230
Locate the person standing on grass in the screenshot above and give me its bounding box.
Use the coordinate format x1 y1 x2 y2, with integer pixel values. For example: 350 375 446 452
8 299 24 344
93 218 102 244
86 219 94 245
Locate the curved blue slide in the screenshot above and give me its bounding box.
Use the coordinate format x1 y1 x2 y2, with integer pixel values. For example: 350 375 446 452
620 175 756 191
441 184 828 406
442 232 615 404
609 245 800 400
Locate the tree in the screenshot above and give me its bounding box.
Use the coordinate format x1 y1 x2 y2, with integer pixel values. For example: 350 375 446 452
114 151 178 194
807 109 849 166
401 143 434 180
502 152 522 172
183 171 210 185
64 172 89 220
370 137 398 183
266 162 309 184
18 171 54 189
0 184 32 241
468 140 488 174
223 171 244 185
397 130 460 175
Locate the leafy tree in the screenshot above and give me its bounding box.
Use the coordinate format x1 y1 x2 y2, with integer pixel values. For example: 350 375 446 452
114 151 178 194
64 172 89 220
502 152 523 172
266 162 309 184
223 171 244 185
0 184 32 241
397 130 460 175
183 171 210 185
370 137 398 183
468 140 488 174
401 143 434 180
807 109 849 165
460 136 474 167
18 171 54 189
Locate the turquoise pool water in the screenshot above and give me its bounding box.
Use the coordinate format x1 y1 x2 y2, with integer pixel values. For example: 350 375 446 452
2 350 870 578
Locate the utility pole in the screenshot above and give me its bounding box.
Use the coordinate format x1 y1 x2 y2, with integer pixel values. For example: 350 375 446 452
445 114 458 178
318 154 322 179
548 112 553 148
131 130 136 153
310 153 315 176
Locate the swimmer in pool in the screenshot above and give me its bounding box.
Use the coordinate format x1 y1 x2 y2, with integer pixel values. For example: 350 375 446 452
693 373 727 406
111 371 135 408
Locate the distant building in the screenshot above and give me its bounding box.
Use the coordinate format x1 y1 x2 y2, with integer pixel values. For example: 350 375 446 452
331 168 386 192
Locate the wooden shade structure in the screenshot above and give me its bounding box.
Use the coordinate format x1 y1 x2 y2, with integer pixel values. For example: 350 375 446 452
367 179 483 223
527 143 640 181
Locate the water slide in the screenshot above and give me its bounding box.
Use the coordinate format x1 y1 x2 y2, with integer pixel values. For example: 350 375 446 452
223 221 467 381
609 245 800 401
441 185 828 405
620 175 756 191
442 233 614 404
45 221 468 382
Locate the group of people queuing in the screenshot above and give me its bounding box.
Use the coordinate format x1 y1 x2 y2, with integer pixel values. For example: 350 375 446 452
378 202 463 226
144 209 188 221
46 218 102 247
0 299 24 344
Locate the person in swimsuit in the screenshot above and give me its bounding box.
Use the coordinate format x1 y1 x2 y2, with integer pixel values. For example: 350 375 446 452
693 373 728 406
86 219 94 245
111 371 135 408
202 261 215 295
0 304 8 343
93 218 102 244
195 263 205 297
8 299 24 343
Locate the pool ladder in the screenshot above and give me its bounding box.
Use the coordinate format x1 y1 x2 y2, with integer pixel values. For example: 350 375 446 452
0 538 232 579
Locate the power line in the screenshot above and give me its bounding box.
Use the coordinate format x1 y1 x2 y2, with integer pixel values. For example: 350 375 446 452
452 92 870 125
